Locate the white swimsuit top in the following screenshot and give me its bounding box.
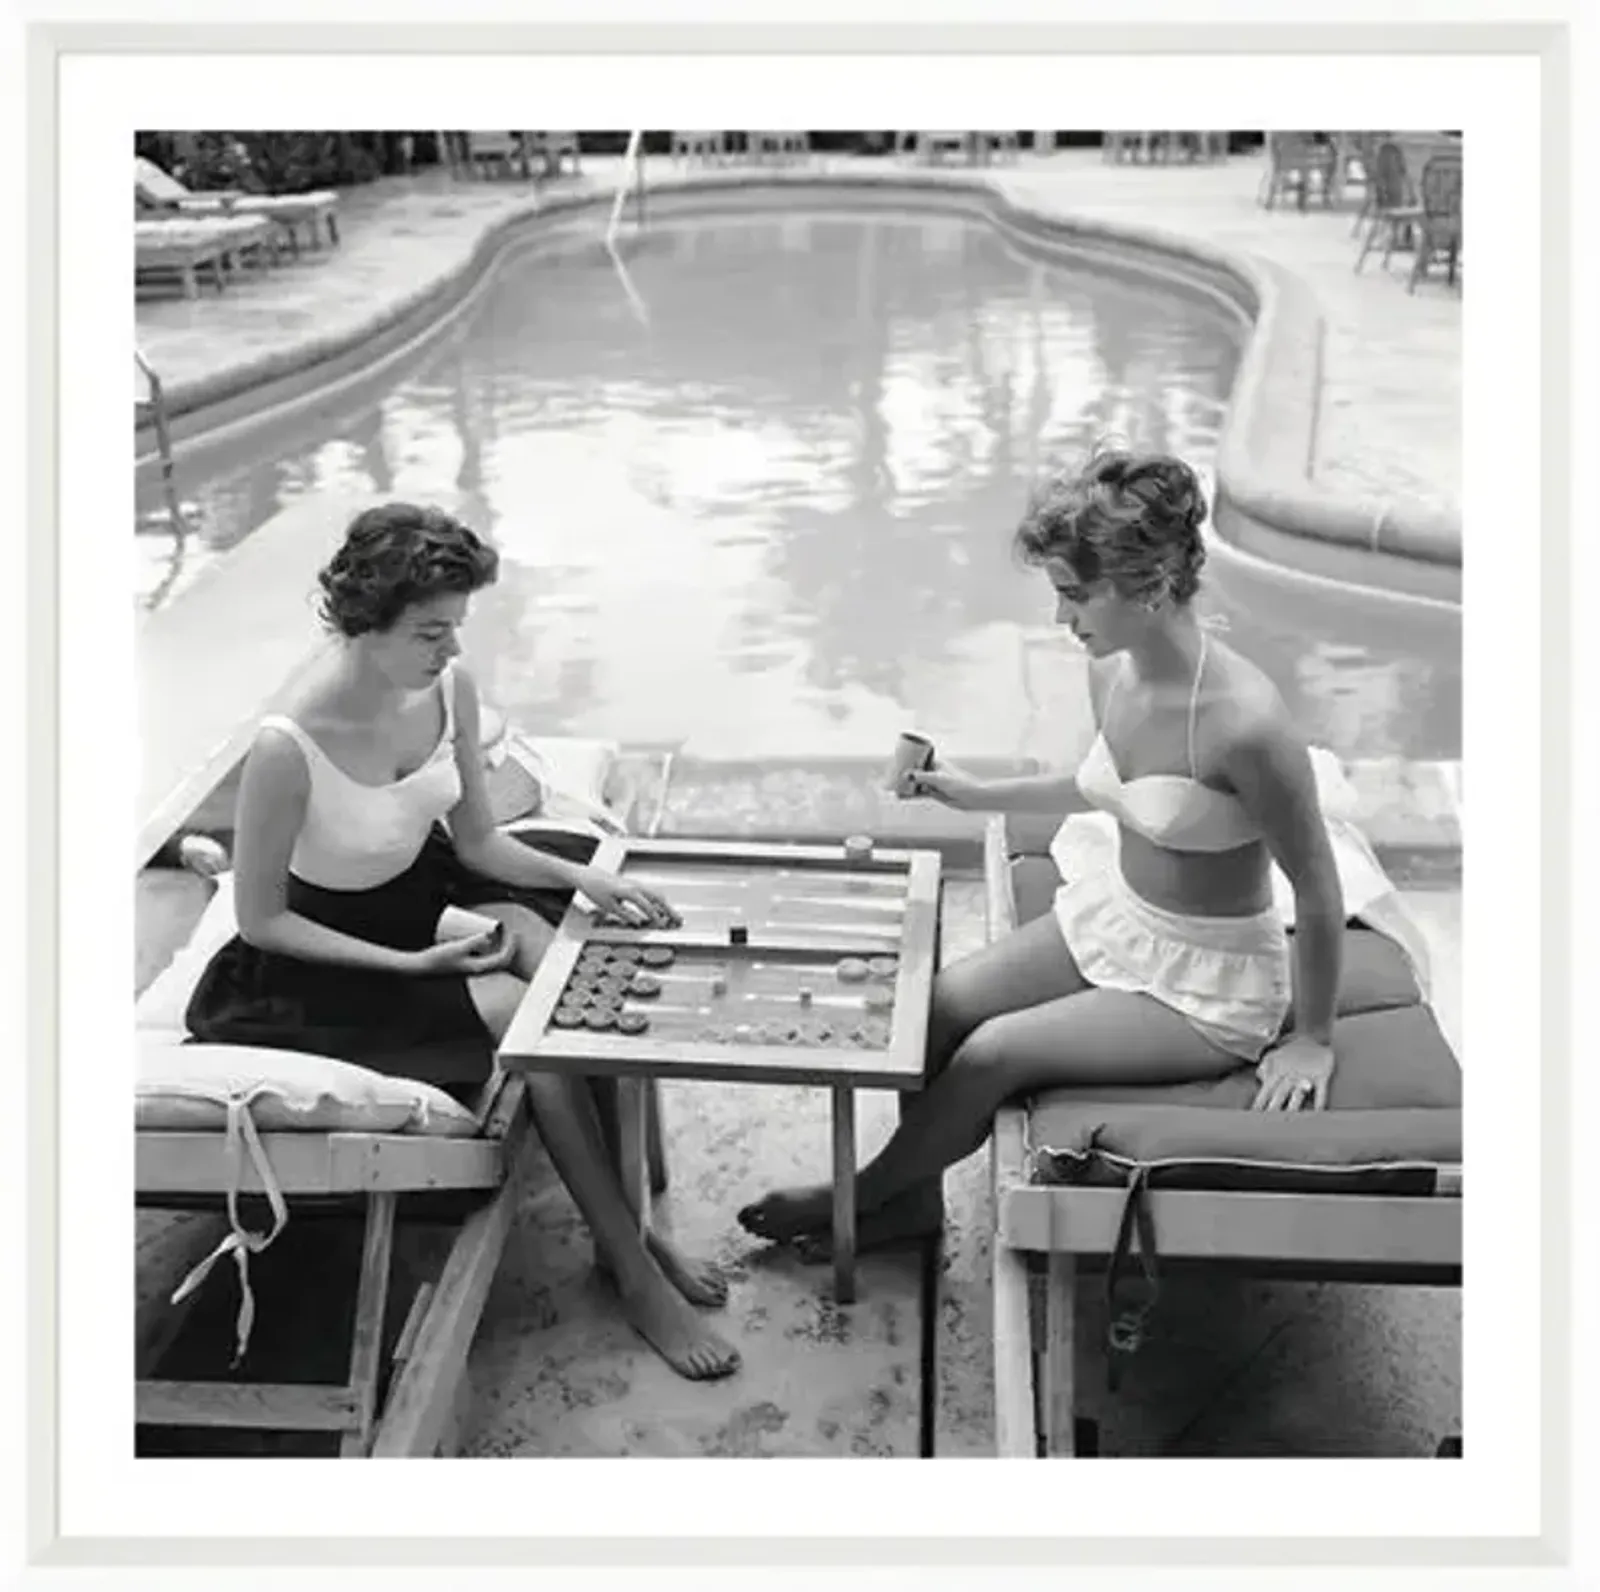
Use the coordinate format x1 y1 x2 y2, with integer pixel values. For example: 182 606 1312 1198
261 663 464 891
1076 631 1265 854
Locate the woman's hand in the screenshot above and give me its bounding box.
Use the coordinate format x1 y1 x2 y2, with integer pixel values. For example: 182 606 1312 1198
1251 1034 1335 1112
410 923 519 978
900 766 990 811
577 868 682 930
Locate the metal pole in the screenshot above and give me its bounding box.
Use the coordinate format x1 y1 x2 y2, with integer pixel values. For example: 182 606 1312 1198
136 348 185 532
606 129 644 248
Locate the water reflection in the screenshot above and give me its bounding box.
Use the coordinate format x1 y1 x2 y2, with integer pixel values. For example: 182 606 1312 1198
137 207 1460 759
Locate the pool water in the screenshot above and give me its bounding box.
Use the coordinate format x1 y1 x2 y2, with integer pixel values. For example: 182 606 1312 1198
137 206 1460 762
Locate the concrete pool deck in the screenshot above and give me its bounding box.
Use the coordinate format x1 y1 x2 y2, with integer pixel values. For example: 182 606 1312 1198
136 148 1461 531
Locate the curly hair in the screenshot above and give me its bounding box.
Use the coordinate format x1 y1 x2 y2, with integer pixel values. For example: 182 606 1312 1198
316 502 499 637
1012 447 1209 608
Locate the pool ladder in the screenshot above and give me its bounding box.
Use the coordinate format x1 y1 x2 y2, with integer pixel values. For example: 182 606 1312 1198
137 347 203 609
136 347 190 534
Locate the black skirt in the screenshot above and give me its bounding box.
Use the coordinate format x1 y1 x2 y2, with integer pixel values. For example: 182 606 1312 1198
184 826 595 1096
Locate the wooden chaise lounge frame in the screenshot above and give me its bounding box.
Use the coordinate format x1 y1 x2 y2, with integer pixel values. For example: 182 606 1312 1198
134 493 662 1456
135 155 341 252
135 215 283 300
981 816 1464 1458
136 1064 536 1455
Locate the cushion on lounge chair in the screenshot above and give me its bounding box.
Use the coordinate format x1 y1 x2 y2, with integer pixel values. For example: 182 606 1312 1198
134 156 338 213
137 874 242 1037
136 1039 480 1137
1006 855 1462 1194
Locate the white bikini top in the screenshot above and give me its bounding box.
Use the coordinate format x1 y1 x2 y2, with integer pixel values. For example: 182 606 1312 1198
1076 630 1264 854
261 664 464 891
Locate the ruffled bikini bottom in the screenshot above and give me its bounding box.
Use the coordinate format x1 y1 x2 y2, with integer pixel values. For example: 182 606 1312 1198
1049 818 1291 1062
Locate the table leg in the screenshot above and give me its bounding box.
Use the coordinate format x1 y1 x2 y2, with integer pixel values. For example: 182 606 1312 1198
618 1077 651 1236
831 1085 857 1304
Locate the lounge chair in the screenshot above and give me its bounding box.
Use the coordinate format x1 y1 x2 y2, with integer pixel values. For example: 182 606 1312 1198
135 215 283 299
983 813 1462 1457
136 814 667 1457
134 493 666 1456
135 155 340 252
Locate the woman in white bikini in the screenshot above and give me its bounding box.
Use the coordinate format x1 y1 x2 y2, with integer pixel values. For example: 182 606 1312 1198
186 502 739 1380
739 446 1347 1254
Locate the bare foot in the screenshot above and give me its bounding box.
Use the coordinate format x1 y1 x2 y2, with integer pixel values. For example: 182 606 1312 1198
616 1278 741 1381
595 1234 729 1309
792 1186 944 1262
647 1232 729 1307
736 1182 834 1242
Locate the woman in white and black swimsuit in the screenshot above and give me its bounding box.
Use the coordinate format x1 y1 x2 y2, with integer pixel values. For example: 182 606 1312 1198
739 447 1348 1255
187 503 739 1380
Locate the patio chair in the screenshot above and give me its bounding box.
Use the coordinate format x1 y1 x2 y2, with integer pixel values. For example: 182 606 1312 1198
462 132 528 180
1346 132 1389 236
1258 132 1337 211
1323 131 1370 209
983 814 1462 1458
746 130 811 164
1354 140 1425 275
135 215 284 300
134 155 340 252
525 131 582 177
1102 132 1158 163
910 131 976 164
976 131 1021 164
671 130 728 165
1407 153 1462 293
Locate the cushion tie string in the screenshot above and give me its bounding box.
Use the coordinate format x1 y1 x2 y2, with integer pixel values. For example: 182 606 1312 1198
1104 1165 1160 1391
168 1087 289 1367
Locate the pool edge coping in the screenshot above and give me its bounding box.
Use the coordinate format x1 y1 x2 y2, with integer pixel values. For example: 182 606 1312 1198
136 165 1462 584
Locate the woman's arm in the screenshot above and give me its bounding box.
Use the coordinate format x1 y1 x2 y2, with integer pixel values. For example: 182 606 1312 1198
442 667 595 892
232 729 427 972
907 656 1111 814
910 765 1089 814
1220 710 1345 1044
444 670 679 927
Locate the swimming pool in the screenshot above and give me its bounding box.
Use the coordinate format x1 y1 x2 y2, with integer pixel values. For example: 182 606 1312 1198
137 203 1461 763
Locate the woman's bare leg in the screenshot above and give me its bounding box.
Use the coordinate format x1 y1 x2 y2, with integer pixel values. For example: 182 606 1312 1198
747 987 1239 1241
739 912 1087 1247
520 1072 739 1379
467 905 737 1377
589 1075 729 1307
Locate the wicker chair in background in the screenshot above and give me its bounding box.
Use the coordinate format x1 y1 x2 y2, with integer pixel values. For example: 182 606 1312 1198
1354 140 1425 274
1258 132 1336 211
1346 133 1388 236
1408 153 1463 292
